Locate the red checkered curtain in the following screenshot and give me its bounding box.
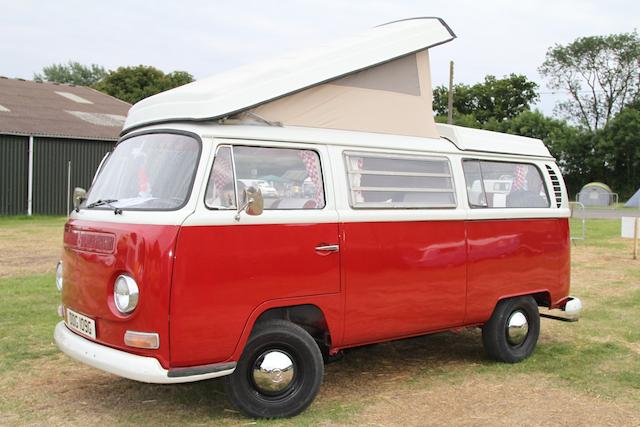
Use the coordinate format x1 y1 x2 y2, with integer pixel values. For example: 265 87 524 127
298 150 325 207
512 165 528 191
213 148 234 193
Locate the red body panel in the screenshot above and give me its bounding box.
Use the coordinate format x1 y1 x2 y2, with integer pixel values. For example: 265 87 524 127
465 218 571 323
61 216 570 369
61 220 179 368
170 223 341 366
341 220 467 345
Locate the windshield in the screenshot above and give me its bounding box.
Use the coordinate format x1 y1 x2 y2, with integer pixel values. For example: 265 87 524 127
85 132 200 211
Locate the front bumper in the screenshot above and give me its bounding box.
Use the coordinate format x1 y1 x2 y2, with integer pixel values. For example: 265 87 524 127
54 322 235 384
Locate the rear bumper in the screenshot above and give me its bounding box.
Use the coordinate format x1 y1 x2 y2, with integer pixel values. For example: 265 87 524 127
54 321 235 384
540 296 582 322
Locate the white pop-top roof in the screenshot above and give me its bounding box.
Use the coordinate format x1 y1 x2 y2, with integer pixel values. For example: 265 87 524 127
436 124 553 158
123 17 455 133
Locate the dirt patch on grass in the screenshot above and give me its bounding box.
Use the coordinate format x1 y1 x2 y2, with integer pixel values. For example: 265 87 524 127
354 373 640 427
0 218 65 278
571 241 640 299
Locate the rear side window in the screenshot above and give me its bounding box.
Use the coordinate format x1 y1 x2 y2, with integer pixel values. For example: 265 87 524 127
462 160 549 208
344 151 456 208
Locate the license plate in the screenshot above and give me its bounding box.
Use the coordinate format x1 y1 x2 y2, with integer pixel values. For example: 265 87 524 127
66 308 96 339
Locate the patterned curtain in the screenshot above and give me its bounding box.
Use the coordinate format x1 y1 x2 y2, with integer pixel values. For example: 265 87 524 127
298 150 325 207
512 165 528 191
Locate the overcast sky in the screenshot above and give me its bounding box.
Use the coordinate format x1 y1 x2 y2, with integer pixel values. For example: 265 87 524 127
1 0 638 116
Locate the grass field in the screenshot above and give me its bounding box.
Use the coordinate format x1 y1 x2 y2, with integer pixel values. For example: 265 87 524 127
0 216 639 426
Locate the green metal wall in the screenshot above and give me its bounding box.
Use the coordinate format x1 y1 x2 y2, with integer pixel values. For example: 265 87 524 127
0 134 29 215
33 137 114 215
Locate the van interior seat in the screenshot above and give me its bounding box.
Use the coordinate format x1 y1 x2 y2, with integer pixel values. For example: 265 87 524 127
269 199 317 209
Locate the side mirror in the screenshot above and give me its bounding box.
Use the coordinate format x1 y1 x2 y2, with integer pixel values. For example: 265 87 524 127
235 186 264 221
73 187 87 210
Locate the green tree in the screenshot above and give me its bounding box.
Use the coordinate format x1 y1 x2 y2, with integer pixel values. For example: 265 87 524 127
433 74 539 125
539 32 640 132
93 66 194 104
34 61 108 86
497 111 596 195
598 107 640 198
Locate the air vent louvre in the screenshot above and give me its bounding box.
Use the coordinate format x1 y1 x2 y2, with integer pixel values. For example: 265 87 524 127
545 165 562 208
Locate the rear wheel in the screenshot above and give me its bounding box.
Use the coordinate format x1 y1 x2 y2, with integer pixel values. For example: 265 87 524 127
482 296 540 363
224 319 323 418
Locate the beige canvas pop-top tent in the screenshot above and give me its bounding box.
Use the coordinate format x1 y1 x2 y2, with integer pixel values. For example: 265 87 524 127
123 18 456 139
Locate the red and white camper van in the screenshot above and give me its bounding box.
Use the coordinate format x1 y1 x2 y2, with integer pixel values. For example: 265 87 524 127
54 18 581 418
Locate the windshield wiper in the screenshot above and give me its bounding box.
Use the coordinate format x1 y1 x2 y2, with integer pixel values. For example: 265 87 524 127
86 199 122 215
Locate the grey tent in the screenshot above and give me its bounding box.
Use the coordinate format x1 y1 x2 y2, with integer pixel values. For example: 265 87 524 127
624 187 640 208
577 182 615 207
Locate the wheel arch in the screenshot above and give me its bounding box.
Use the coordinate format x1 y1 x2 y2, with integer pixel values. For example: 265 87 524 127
255 304 331 347
228 295 342 362
492 289 552 311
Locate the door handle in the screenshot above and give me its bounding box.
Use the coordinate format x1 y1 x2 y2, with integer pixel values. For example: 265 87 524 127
315 244 339 253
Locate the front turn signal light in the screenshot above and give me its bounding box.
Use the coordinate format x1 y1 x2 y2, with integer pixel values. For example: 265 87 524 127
124 330 159 349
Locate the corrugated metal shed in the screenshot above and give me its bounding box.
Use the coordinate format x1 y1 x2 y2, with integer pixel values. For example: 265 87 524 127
0 78 129 215
33 138 113 215
0 135 28 215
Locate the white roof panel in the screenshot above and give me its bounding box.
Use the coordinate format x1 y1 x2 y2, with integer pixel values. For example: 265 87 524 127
436 124 553 158
123 17 455 133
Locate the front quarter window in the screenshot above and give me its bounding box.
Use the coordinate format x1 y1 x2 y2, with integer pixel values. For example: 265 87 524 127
85 132 200 211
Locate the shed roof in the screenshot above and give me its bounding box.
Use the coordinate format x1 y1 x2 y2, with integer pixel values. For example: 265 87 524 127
0 78 130 141
123 17 455 135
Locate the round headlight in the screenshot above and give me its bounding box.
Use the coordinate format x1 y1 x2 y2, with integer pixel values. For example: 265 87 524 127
56 261 63 291
114 275 139 314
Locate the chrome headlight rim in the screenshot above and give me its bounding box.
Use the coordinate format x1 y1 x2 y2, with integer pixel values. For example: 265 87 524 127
55 261 63 291
113 274 139 314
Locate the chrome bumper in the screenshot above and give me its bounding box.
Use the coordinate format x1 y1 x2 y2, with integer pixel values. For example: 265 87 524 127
54 321 235 384
539 296 582 322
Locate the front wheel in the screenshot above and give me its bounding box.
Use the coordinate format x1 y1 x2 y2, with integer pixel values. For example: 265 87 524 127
482 296 540 363
224 319 324 418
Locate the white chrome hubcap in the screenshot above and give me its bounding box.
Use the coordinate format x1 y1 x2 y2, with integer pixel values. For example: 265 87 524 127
506 310 529 345
252 350 295 393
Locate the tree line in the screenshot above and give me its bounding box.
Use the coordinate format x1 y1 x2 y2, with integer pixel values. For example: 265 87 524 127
434 32 639 200
34 63 194 105
34 31 640 199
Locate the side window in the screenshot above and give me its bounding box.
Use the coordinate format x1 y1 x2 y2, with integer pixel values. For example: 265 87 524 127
205 146 236 209
233 146 325 210
462 160 550 208
344 151 456 208
462 160 486 207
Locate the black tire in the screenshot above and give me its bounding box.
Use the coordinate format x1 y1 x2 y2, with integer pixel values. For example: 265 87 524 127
224 319 324 418
482 296 540 363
